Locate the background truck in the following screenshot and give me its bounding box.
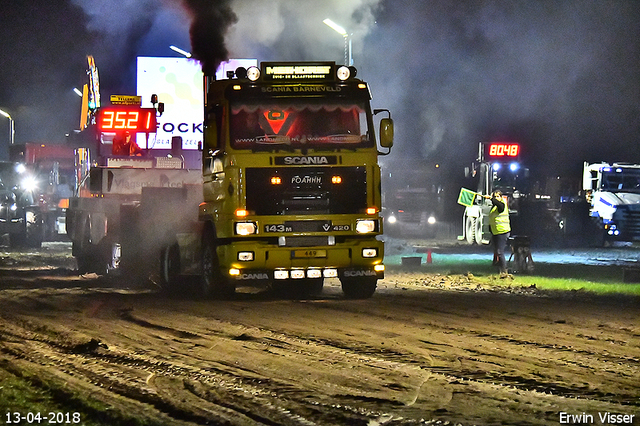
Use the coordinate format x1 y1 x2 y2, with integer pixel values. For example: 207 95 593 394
460 142 529 244
460 141 562 247
382 160 446 239
162 61 394 299
8 143 76 244
0 160 45 247
580 162 640 244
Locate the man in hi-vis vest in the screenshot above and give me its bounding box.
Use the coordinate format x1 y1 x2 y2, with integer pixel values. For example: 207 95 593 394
485 190 511 278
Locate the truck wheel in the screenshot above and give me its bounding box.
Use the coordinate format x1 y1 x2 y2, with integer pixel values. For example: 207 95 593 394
160 243 181 292
341 278 377 299
201 236 235 299
76 220 109 275
465 216 476 244
474 217 483 245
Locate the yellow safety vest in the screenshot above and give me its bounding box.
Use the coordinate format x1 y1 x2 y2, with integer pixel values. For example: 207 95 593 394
489 197 511 235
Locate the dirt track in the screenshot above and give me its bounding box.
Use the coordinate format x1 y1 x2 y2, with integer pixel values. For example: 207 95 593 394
0 244 639 425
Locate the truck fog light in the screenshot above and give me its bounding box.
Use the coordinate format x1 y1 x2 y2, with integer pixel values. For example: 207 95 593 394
238 251 254 261
374 264 385 273
229 268 241 276
274 269 289 280
291 269 305 279
235 221 257 235
362 248 377 258
323 268 338 278
356 219 376 234
307 269 322 278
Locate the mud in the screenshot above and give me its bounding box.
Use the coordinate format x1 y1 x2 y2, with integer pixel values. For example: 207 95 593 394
0 243 638 425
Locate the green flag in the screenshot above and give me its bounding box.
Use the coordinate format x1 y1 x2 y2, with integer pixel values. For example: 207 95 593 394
457 188 478 207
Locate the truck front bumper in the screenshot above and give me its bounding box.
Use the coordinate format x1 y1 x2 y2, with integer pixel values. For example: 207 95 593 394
217 237 384 282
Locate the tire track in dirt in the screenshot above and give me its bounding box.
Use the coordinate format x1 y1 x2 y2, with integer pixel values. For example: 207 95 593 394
0 311 414 425
1 279 638 425
186 290 639 416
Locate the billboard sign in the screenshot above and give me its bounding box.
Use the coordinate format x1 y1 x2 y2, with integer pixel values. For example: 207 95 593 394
136 57 257 150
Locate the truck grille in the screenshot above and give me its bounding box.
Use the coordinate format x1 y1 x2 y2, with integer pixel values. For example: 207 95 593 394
614 206 640 236
246 167 367 215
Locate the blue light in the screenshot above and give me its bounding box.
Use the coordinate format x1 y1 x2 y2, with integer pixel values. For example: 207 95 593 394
509 163 520 172
492 163 501 171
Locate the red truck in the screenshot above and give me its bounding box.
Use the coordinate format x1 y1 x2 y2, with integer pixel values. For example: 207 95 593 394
6 143 75 246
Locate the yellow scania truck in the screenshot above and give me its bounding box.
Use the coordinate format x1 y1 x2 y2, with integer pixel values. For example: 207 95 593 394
162 61 393 299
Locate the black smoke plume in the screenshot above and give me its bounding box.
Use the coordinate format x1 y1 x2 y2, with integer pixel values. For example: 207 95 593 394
181 0 238 75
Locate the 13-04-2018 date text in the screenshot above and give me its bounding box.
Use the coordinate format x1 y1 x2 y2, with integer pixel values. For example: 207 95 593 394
4 412 81 425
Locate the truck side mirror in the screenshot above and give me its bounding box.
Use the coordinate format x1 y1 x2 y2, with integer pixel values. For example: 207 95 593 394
379 118 394 149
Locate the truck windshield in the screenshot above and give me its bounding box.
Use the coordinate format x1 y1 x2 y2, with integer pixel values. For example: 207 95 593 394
492 168 517 194
230 100 371 150
601 168 640 193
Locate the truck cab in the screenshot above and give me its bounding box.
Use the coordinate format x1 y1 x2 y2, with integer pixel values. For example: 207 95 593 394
583 162 640 242
189 62 393 298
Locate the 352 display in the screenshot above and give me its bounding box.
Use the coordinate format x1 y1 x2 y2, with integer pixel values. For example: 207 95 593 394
96 107 157 132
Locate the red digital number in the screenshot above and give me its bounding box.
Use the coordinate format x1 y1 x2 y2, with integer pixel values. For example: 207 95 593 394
98 107 156 132
114 111 127 129
101 111 115 129
144 112 152 130
126 111 139 129
489 143 519 157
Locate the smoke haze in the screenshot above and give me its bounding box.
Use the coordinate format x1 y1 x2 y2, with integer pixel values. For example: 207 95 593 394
0 0 638 182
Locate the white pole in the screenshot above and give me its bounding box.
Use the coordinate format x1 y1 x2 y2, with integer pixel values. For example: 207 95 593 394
0 108 14 145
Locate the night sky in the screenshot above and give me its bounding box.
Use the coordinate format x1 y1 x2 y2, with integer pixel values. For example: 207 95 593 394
0 0 638 185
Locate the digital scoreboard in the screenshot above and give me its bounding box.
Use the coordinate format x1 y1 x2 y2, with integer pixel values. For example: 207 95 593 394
96 106 157 133
483 142 520 159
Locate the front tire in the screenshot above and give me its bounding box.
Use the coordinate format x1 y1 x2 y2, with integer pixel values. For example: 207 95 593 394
201 232 235 299
160 242 181 292
465 215 476 245
341 277 377 299
474 216 483 245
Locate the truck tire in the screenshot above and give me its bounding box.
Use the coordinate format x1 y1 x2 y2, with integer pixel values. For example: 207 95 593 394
76 220 109 275
465 216 476 244
201 231 235 299
341 277 377 299
474 217 483 245
160 242 181 292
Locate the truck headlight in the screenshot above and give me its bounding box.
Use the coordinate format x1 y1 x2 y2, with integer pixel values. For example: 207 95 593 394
427 215 436 225
235 222 257 235
21 176 38 192
387 215 397 224
356 219 376 234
